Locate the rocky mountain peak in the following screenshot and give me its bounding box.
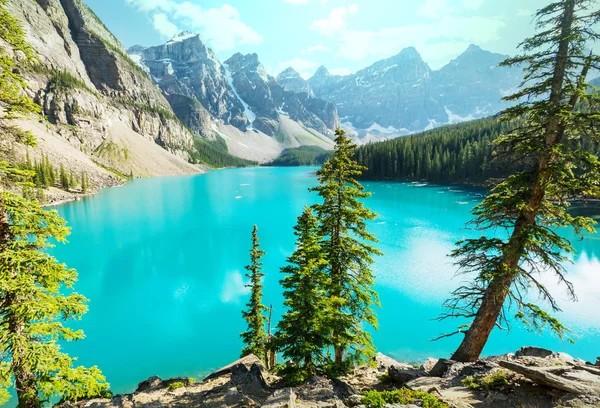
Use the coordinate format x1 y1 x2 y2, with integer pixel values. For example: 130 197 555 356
276 67 314 97
313 65 332 78
166 31 199 45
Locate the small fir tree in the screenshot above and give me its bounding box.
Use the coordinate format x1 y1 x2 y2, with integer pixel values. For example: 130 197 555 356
240 225 268 362
276 207 331 382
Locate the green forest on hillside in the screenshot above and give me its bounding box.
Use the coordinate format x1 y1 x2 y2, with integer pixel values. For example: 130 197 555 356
266 145 333 167
189 136 257 168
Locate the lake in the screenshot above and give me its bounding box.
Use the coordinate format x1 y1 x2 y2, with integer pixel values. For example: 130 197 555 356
49 166 600 394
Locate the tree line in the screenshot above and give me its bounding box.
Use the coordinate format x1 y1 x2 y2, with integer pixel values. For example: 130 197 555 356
355 116 600 185
0 0 599 405
237 0 600 384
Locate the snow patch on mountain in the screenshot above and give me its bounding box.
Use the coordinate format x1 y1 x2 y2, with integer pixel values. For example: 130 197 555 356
224 67 256 125
166 31 198 45
444 107 475 124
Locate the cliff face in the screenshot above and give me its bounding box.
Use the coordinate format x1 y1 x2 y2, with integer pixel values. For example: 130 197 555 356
5 0 198 196
128 35 337 160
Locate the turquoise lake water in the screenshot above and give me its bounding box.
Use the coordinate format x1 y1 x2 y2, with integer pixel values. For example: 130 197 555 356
49 166 600 395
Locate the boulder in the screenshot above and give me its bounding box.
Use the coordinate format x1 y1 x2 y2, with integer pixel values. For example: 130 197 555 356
135 375 190 393
375 353 407 370
421 358 439 374
230 362 270 398
429 359 457 378
515 346 554 358
388 365 424 385
596 357 600 367
262 388 296 408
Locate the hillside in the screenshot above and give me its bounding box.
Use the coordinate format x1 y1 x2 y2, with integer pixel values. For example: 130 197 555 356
1 0 211 203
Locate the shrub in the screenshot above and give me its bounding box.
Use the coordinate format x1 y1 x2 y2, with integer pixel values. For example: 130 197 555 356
361 389 447 408
167 382 185 392
461 370 513 391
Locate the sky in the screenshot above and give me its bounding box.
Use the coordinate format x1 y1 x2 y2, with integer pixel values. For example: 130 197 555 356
85 0 559 79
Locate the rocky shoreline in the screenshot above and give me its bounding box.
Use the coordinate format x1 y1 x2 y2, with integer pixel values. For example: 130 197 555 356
60 347 600 408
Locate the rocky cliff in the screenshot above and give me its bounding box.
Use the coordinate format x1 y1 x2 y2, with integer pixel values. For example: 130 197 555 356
128 35 337 161
4 0 200 204
304 45 523 142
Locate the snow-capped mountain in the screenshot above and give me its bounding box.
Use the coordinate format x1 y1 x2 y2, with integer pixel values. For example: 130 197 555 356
128 33 338 161
302 45 524 140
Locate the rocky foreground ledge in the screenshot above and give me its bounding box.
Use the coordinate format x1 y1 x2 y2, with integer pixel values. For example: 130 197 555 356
60 347 600 408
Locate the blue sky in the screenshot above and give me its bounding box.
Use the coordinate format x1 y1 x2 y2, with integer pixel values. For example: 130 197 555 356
85 0 568 78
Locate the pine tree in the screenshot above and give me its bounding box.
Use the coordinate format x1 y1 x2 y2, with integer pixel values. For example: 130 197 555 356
81 171 88 193
0 2 110 405
240 225 268 362
439 0 600 362
310 128 382 367
0 194 111 407
60 163 69 191
275 207 330 381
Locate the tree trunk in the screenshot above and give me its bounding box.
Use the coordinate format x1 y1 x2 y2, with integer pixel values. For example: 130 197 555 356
7 308 40 408
451 0 576 363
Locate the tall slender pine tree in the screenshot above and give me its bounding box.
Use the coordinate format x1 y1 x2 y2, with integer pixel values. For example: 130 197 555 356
276 207 331 381
440 0 600 362
240 225 268 362
311 128 382 367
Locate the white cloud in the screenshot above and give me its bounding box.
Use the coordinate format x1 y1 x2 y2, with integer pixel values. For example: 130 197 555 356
301 45 331 55
278 57 320 79
284 0 309 4
310 4 359 36
335 15 505 69
463 0 484 10
125 0 263 51
152 13 179 39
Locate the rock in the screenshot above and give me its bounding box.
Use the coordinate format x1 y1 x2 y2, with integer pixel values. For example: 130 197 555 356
515 346 554 358
346 394 363 407
375 353 407 370
405 377 446 393
498 360 600 395
596 357 600 367
204 354 265 381
230 362 270 398
388 365 424 385
429 359 457 377
262 388 296 408
421 358 439 374
135 375 190 393
276 67 315 97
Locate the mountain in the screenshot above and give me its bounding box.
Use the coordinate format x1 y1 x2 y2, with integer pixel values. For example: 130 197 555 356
276 67 314 97
3 0 200 201
129 35 339 162
303 45 524 141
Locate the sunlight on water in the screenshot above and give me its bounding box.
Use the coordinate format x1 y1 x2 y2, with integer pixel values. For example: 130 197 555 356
49 167 600 394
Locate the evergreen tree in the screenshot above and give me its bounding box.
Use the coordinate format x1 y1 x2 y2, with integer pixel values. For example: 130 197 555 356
275 207 330 381
59 163 69 191
240 225 268 362
310 128 382 366
81 171 88 193
0 193 111 407
0 1 110 405
440 0 600 362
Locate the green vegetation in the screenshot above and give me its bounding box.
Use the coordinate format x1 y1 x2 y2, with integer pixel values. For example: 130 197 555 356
461 370 514 391
355 118 516 183
114 97 178 121
267 145 333 167
240 225 269 363
361 389 447 408
0 2 109 405
310 128 381 366
275 207 330 383
442 0 600 362
167 382 185 392
189 136 257 168
0 0 40 117
91 159 133 181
